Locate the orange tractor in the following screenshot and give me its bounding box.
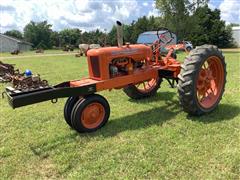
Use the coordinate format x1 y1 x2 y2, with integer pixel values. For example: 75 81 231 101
5 21 226 133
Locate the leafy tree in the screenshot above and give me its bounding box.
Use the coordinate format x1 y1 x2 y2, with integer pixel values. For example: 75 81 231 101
107 26 117 45
123 23 134 43
188 5 233 47
36 40 48 49
107 16 164 45
188 0 209 11
131 16 150 41
81 29 106 46
4 30 23 39
155 0 209 39
230 23 240 27
50 31 60 48
59 28 81 47
24 21 53 49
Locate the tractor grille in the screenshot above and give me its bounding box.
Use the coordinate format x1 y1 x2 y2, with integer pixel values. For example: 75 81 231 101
89 56 100 78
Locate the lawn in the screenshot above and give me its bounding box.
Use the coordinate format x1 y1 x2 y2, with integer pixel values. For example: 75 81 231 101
0 50 239 179
0 49 77 58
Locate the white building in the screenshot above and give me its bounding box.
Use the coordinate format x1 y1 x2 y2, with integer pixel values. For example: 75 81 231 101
232 27 240 47
0 34 32 52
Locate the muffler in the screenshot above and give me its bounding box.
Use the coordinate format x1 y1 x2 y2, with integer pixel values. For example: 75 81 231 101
116 21 123 47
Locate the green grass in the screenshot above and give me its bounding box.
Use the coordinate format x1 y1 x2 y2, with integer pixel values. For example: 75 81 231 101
0 51 239 179
0 49 77 57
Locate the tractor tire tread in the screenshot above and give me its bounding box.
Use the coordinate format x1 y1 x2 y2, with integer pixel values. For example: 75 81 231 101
71 94 110 133
177 44 226 116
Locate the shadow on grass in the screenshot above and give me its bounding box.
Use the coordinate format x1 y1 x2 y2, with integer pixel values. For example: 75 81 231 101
29 132 80 159
100 91 180 137
29 92 179 157
29 103 239 155
29 93 239 174
31 92 240 145
221 51 240 54
128 91 176 104
187 103 240 123
29 90 239 141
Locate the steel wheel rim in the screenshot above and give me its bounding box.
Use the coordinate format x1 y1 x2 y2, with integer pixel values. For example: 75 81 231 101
135 77 159 93
196 56 224 109
81 102 105 129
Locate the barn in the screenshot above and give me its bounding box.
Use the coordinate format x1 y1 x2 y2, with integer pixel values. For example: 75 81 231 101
232 27 240 47
0 34 32 52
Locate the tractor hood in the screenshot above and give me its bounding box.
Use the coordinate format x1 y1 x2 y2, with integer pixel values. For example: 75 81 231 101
87 44 152 59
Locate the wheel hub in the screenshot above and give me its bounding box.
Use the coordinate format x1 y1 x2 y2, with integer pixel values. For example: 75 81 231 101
81 103 105 128
196 56 224 109
197 69 214 91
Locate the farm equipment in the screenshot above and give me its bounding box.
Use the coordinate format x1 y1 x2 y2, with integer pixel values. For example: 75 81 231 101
0 61 48 89
11 50 20 55
166 41 193 52
63 45 74 52
11 72 49 91
36 49 44 53
76 44 101 57
0 61 19 82
5 21 226 133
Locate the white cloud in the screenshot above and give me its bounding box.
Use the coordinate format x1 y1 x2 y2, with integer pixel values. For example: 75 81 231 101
219 0 240 23
0 0 156 32
148 1 159 17
2 0 238 33
0 12 15 27
143 2 149 7
208 2 216 10
148 9 160 17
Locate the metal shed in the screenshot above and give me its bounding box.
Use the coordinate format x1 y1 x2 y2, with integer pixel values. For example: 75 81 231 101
232 27 240 47
0 34 32 52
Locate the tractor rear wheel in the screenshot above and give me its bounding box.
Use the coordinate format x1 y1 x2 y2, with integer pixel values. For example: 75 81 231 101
64 96 80 127
178 45 226 115
71 94 110 133
123 77 162 99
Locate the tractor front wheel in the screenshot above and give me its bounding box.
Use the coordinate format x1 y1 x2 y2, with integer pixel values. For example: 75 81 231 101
71 94 110 133
64 96 80 127
123 77 162 99
178 45 226 115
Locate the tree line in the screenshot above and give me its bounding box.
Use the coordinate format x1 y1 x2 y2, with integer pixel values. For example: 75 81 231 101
3 1 237 49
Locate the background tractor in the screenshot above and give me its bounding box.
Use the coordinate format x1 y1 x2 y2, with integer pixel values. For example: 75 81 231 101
5 21 226 134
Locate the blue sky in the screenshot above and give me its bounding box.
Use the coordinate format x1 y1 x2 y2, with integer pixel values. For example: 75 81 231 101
0 0 239 33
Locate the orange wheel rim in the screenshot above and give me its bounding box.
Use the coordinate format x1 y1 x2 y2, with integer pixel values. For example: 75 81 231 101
81 102 105 129
135 77 159 93
196 56 224 109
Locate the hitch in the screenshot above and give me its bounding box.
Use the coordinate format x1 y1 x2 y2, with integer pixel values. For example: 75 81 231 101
165 78 178 88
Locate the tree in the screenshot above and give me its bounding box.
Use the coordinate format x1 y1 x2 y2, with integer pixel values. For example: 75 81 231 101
230 23 240 27
59 28 81 47
79 29 106 46
107 16 164 45
4 30 23 39
50 31 60 48
155 0 189 39
107 26 117 45
188 5 233 47
24 21 53 49
155 0 209 39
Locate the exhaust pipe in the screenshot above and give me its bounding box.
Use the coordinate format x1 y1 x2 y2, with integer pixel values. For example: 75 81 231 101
116 21 123 47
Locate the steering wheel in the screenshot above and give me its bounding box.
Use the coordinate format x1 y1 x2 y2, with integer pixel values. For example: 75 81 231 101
156 27 174 45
